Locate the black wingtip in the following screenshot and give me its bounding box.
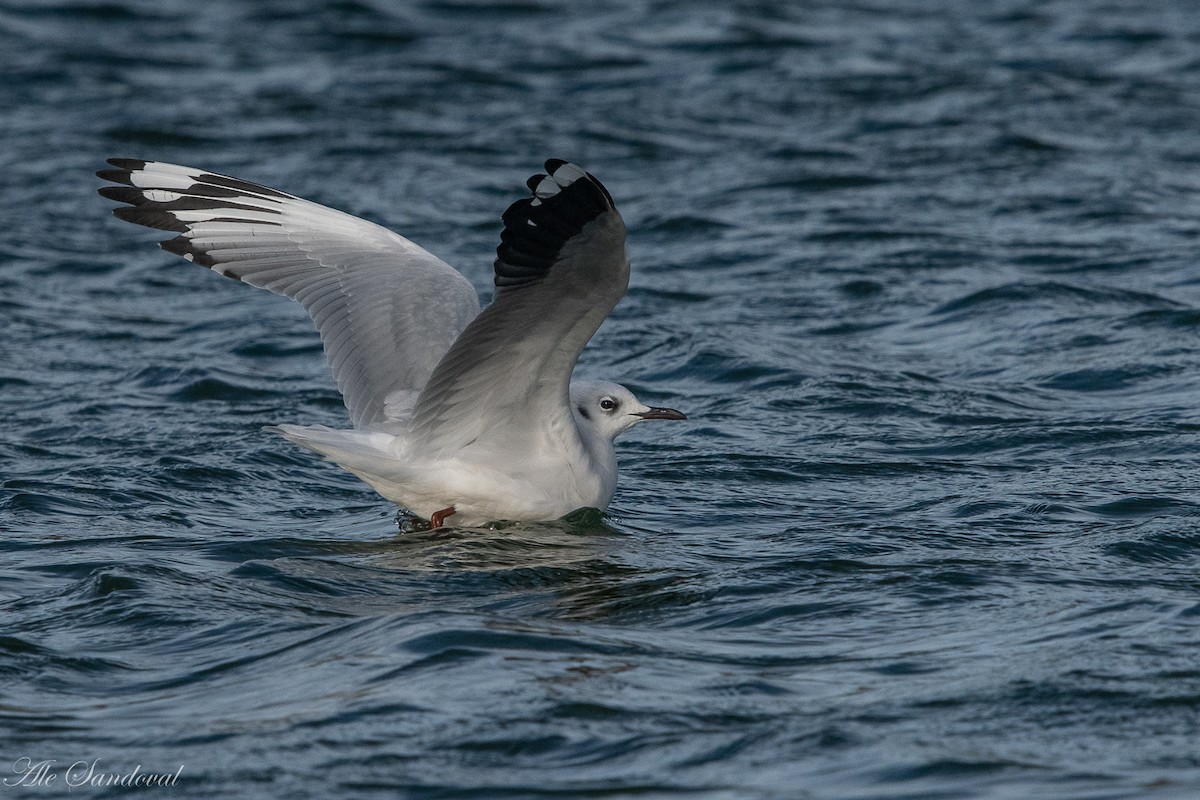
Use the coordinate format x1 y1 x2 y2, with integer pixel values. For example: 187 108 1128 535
96 168 130 185
494 160 617 290
98 185 141 204
103 157 146 173
161 236 218 268
99 158 146 178
97 158 143 185
542 158 615 207
113 205 188 232
98 158 287 237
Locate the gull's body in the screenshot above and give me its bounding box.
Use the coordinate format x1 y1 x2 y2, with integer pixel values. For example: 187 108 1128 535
98 158 684 527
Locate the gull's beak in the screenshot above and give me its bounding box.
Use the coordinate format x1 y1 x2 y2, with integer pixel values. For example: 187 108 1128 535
634 406 687 421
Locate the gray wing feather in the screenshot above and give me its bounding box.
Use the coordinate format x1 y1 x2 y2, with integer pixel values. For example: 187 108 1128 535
98 159 481 430
408 160 628 453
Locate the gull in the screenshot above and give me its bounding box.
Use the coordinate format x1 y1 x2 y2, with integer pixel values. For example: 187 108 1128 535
98 158 685 528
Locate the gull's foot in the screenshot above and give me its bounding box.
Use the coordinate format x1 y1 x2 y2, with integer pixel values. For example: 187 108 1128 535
430 506 457 529
395 509 423 533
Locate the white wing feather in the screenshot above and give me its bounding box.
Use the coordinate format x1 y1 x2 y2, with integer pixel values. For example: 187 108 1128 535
98 159 480 430
408 160 628 455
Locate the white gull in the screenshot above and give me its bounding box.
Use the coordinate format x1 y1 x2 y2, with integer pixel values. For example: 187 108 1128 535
98 158 685 528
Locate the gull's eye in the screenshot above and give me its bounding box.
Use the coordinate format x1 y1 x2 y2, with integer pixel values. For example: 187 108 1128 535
599 397 617 412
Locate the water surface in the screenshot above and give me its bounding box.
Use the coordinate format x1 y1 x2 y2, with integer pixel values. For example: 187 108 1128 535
4 1 1200 797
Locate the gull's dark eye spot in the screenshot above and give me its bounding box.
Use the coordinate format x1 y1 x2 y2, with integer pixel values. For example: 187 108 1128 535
599 397 617 412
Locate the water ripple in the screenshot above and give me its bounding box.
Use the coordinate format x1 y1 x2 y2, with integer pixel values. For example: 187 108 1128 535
5 0 1200 797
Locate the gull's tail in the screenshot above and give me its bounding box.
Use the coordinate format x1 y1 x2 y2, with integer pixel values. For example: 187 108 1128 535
268 425 405 490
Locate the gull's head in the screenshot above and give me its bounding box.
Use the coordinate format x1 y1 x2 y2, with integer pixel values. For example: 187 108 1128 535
570 380 686 442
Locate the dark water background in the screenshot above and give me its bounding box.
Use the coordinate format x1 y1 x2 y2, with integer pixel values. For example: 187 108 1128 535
4 1 1200 797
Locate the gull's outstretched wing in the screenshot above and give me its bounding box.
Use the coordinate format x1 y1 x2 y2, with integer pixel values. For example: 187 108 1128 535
97 159 481 430
408 160 628 453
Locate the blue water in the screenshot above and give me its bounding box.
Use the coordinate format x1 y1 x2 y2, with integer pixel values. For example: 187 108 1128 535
4 1 1200 797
